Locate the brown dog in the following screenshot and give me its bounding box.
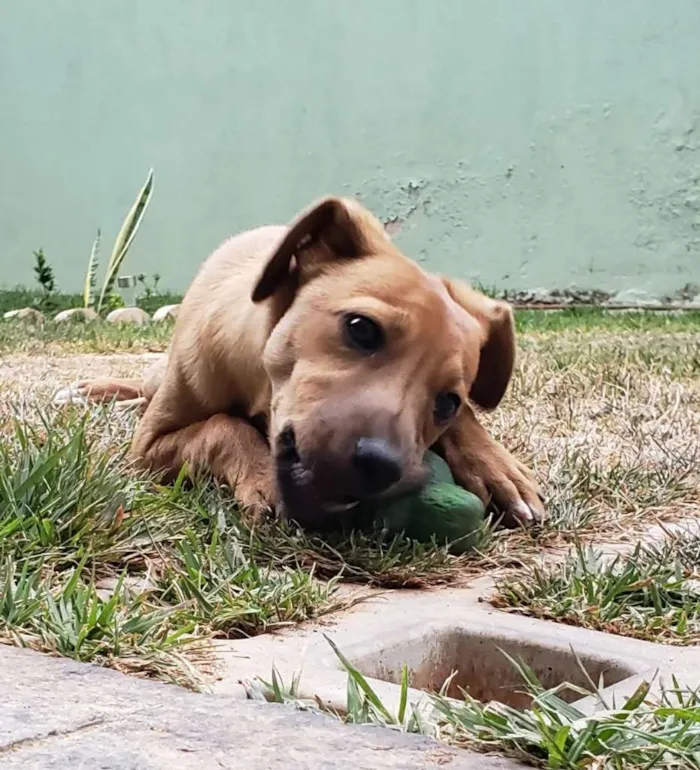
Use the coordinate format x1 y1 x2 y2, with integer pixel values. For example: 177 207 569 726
60 197 544 529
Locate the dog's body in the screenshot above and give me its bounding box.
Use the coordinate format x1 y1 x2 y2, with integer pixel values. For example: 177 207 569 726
65 197 544 529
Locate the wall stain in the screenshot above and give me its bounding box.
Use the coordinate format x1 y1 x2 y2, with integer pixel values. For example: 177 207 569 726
630 114 700 257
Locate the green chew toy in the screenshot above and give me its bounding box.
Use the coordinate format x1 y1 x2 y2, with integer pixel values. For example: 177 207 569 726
368 451 486 554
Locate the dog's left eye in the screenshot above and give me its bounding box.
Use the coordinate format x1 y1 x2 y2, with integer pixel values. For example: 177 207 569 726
434 392 461 424
343 313 385 354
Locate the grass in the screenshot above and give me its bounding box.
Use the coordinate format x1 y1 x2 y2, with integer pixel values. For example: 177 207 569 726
515 306 700 334
0 556 199 686
2 306 700 356
0 409 348 686
0 307 699 690
0 315 175 355
0 286 182 317
1 307 699 570
247 523 474 588
430 676 700 770
492 534 700 645
489 318 700 548
253 639 700 769
0 404 473 685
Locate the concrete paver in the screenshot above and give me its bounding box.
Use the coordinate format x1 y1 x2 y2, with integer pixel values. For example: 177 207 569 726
0 645 520 770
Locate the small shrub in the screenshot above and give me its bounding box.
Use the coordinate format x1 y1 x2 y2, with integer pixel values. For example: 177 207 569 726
31 249 58 312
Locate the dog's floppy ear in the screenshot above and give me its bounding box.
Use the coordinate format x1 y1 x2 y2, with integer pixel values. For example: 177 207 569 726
252 197 373 303
442 279 516 410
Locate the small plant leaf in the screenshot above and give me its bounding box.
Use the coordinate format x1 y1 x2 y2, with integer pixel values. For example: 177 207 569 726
97 169 154 313
324 634 395 723
397 663 409 724
83 230 101 309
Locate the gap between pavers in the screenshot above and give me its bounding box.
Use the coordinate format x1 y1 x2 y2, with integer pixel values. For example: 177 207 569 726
0 644 518 770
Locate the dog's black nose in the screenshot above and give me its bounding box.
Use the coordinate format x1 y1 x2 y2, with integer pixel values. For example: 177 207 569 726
353 438 402 494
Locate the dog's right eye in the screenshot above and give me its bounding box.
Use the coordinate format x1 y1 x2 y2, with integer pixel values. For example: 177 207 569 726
343 313 385 354
434 391 461 424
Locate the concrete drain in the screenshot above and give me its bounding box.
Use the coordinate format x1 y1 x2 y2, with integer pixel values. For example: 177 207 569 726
213 572 700 717
343 623 637 708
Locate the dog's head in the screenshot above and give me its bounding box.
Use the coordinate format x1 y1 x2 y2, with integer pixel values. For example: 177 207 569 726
253 197 515 529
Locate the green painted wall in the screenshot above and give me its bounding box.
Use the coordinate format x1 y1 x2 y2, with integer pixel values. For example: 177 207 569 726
1 1 699 299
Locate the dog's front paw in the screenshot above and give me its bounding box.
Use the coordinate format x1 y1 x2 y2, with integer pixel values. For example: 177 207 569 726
469 452 545 528
233 474 277 523
53 383 89 406
440 427 545 528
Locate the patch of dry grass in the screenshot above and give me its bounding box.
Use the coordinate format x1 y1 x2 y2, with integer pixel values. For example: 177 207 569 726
0 352 157 430
485 329 700 553
0 317 173 356
0 313 700 584
2 316 699 568
1 311 699 683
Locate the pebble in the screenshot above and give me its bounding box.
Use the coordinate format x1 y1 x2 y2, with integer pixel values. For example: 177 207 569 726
152 304 180 322
106 307 151 325
54 307 100 323
3 307 45 323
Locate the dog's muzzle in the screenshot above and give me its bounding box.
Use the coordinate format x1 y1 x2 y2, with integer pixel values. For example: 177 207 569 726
274 425 426 531
274 426 360 529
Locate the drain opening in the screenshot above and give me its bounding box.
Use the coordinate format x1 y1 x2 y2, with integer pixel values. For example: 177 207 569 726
347 629 637 709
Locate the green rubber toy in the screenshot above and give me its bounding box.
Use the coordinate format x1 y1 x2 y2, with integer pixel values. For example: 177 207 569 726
372 451 486 554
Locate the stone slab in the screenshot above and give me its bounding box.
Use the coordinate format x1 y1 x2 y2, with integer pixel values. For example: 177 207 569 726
0 645 519 770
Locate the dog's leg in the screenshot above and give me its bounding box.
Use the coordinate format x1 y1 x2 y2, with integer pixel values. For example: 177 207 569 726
132 412 275 519
53 378 147 409
436 405 544 526
54 359 166 409
76 378 145 401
